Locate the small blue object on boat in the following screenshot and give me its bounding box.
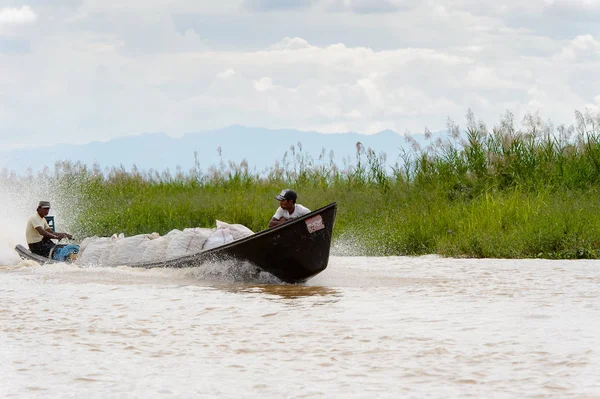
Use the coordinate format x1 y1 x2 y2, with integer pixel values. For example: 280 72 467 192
51 244 80 262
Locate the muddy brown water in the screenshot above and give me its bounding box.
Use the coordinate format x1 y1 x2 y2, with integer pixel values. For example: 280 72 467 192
2 256 600 398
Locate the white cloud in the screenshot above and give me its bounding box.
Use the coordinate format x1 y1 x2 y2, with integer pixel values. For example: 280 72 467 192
254 77 274 92
464 65 522 89
357 73 386 110
270 37 313 50
345 109 362 119
325 0 418 13
545 0 600 13
76 0 244 15
0 5 37 26
0 6 38 35
217 68 237 79
556 34 600 61
587 94 600 113
1 0 599 149
244 0 315 11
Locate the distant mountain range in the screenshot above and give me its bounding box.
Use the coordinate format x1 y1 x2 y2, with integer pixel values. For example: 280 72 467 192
1 126 446 175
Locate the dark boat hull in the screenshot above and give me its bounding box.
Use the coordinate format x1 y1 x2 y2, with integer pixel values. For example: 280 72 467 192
15 202 337 284
127 202 338 283
15 244 58 265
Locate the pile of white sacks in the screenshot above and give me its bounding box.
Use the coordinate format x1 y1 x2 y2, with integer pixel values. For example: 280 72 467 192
75 220 254 266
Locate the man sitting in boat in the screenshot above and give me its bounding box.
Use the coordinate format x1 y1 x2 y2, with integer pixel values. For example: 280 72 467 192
26 201 74 258
268 189 311 228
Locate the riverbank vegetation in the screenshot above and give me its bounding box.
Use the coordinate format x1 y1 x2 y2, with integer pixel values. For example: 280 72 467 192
4 109 600 258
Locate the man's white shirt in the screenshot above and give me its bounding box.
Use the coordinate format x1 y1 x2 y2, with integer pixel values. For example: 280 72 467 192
25 213 50 244
272 204 311 220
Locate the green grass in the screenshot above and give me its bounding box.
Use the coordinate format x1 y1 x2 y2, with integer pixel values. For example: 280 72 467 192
6 109 600 259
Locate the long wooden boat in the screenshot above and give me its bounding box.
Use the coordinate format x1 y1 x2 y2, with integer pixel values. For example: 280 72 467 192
15 244 59 265
15 202 337 284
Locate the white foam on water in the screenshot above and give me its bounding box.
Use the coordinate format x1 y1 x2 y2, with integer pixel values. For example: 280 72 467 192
0 175 51 265
0 257 284 287
330 231 370 256
0 227 23 266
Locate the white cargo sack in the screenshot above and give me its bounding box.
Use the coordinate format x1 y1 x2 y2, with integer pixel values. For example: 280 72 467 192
76 220 254 266
138 234 172 263
77 236 113 266
215 220 254 240
203 228 234 251
166 228 212 259
107 234 152 265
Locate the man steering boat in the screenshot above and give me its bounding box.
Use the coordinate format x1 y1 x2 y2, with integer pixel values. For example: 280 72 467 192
26 200 75 259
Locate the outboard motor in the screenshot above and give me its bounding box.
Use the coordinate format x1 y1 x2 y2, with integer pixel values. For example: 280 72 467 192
50 244 79 262
45 215 79 262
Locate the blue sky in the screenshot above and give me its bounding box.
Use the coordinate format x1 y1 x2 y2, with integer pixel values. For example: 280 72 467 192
1 0 600 150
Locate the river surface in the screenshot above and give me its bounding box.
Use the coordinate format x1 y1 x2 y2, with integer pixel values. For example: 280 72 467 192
1 256 600 398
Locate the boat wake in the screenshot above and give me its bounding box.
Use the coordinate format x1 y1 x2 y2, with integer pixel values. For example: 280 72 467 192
0 257 285 286
180 259 284 284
